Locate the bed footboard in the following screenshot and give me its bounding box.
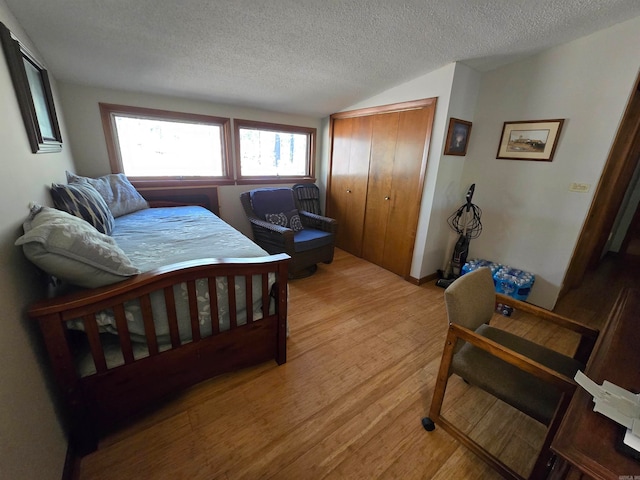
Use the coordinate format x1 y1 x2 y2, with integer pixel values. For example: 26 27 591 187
29 253 289 455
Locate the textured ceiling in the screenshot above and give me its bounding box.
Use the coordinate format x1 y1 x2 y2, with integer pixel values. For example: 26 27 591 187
4 0 640 117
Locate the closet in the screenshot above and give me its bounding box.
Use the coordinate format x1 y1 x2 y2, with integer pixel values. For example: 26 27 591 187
327 98 436 277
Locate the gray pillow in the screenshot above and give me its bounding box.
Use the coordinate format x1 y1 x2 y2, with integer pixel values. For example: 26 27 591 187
66 171 149 218
15 205 140 288
50 182 115 235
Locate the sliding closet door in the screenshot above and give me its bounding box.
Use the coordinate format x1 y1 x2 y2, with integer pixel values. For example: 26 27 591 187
328 98 436 278
378 107 433 275
361 107 433 276
328 115 372 256
361 112 399 267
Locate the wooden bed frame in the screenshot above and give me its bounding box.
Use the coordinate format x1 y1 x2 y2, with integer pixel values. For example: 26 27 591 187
28 185 289 455
30 254 289 455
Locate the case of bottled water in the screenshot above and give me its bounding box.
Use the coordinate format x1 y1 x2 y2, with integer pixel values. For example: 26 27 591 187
461 259 535 301
493 266 535 301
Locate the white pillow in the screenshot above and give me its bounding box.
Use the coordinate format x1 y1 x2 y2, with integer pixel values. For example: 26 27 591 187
15 205 140 288
66 171 149 218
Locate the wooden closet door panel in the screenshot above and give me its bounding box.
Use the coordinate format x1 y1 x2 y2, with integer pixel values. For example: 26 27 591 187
329 116 372 256
329 97 436 277
343 115 373 256
328 117 353 252
381 106 434 275
362 112 400 266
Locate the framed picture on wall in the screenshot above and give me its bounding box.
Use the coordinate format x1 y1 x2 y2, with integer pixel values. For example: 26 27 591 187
496 119 564 161
0 22 62 154
444 117 472 156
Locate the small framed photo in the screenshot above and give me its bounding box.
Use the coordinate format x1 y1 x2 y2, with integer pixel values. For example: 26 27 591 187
444 118 472 156
0 22 62 154
497 119 564 162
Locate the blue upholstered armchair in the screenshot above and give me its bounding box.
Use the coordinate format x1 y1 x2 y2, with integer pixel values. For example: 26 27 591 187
241 188 337 278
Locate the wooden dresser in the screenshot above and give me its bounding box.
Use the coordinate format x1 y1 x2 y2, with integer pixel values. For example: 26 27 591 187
551 288 640 479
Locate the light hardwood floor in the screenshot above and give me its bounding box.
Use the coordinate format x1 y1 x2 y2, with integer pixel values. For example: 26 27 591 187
76 249 629 479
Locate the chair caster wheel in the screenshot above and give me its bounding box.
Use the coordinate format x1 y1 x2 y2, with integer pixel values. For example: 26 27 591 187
421 417 435 431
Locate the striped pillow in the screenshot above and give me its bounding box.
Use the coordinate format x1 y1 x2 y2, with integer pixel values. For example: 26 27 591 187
50 182 115 235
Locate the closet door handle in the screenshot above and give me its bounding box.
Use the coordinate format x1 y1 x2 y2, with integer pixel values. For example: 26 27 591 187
346 189 352 193
384 196 390 201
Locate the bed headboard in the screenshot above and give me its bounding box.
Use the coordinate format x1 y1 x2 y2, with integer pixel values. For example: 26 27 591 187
133 184 220 216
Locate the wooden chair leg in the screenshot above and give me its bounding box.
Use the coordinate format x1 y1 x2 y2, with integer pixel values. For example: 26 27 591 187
423 327 457 428
529 392 573 479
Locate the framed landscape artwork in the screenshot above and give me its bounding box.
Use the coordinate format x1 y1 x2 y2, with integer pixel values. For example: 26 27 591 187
496 119 564 161
0 22 62 153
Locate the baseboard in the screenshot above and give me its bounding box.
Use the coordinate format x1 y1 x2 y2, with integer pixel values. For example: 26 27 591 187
406 271 439 285
61 442 81 480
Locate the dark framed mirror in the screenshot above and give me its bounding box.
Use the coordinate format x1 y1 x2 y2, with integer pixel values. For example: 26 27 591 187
0 22 62 153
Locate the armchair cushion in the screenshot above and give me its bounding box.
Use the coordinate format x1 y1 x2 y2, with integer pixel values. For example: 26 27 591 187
445 267 496 331
452 323 584 425
293 228 333 252
250 188 296 219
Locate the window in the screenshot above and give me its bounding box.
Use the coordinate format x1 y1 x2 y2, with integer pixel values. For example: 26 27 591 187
100 103 232 183
234 119 315 183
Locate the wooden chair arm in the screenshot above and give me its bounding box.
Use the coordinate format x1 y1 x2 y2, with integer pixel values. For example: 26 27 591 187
495 293 598 339
495 293 599 364
449 323 577 394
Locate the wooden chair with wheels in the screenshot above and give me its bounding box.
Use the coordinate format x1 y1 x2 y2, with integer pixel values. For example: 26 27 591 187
422 267 599 479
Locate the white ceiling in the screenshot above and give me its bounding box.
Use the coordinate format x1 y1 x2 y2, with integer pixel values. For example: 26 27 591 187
5 0 640 118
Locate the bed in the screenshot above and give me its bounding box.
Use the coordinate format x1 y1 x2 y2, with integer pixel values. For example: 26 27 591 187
20 180 289 455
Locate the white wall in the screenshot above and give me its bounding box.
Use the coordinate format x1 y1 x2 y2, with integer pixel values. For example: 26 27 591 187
57 83 323 237
317 116 331 212
423 63 482 277
0 2 74 478
332 62 483 280
461 17 640 308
